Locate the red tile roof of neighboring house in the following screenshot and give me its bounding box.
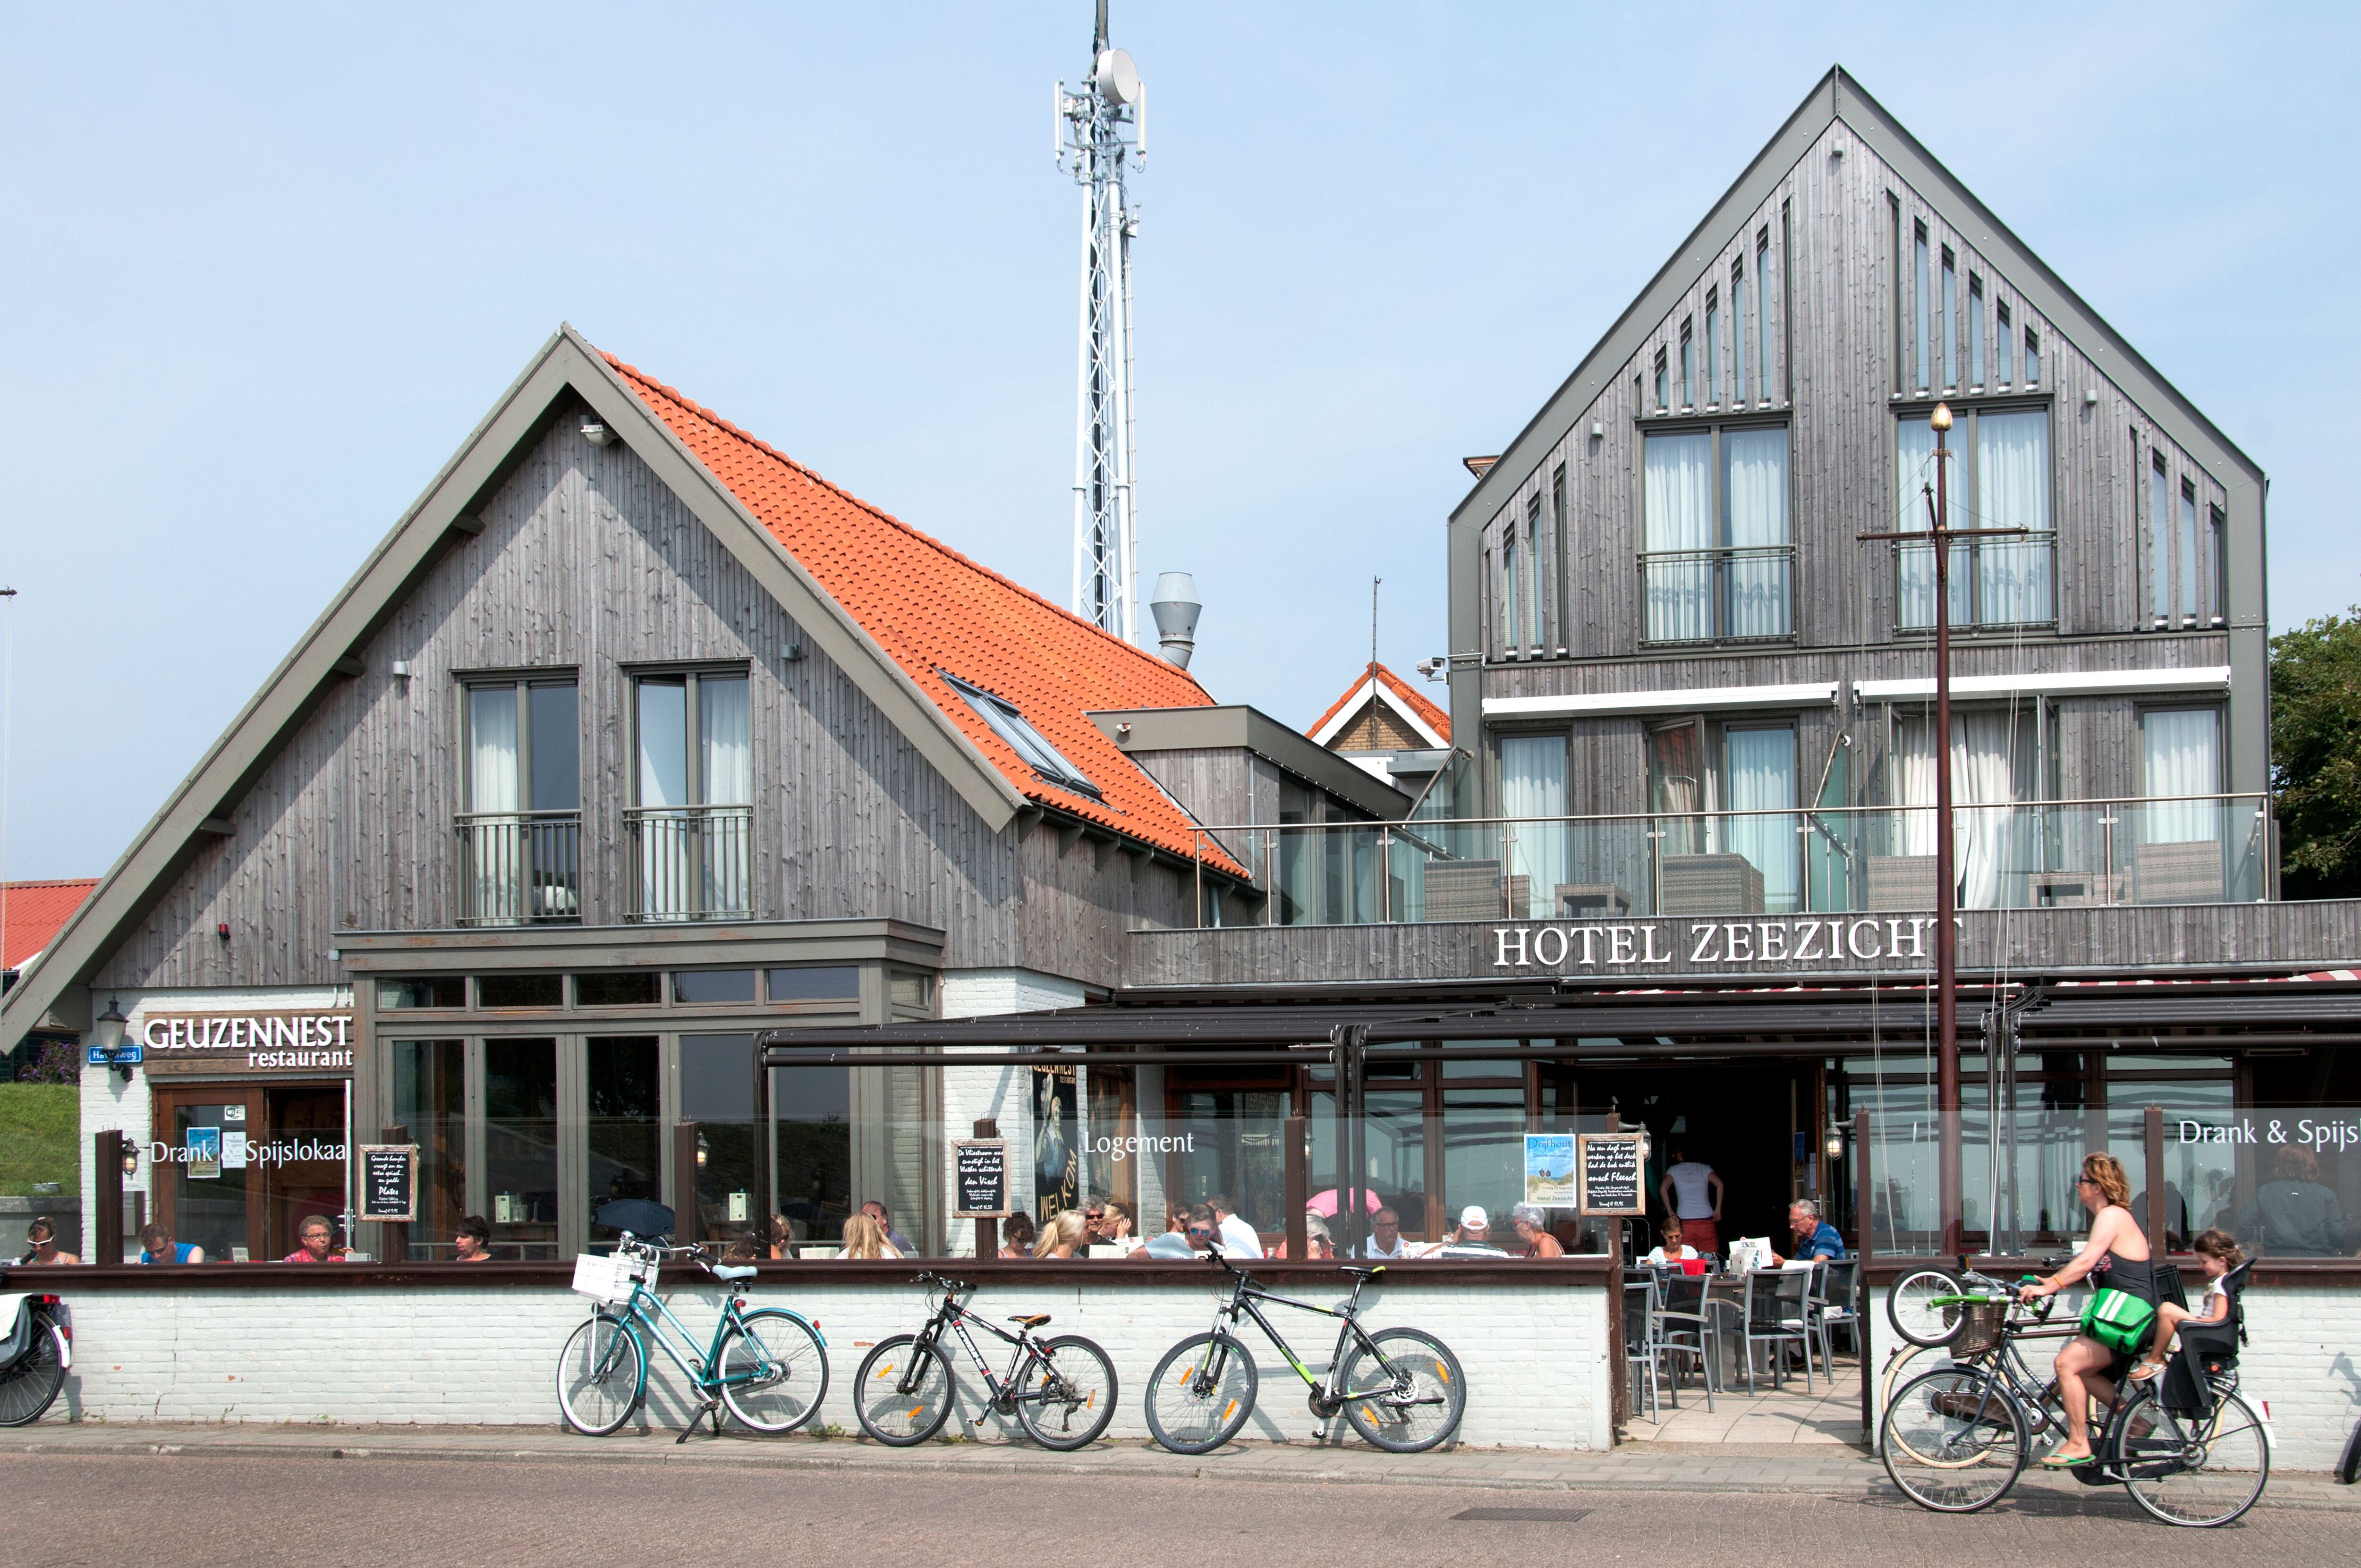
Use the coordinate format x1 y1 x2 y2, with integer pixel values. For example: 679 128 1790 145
606 354 1239 871
2 879 99 972
1308 662 1451 746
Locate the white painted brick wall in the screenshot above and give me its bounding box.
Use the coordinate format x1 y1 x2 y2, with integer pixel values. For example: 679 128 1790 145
32 1274 1613 1450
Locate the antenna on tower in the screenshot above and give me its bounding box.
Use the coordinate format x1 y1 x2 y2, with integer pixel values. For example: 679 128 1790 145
1056 0 1145 642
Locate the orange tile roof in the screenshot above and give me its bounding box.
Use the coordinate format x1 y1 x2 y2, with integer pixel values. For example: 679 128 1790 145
2 879 99 972
1309 662 1451 745
605 353 1240 873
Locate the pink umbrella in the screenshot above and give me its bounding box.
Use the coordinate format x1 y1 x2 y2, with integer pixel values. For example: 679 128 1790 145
1307 1188 1386 1218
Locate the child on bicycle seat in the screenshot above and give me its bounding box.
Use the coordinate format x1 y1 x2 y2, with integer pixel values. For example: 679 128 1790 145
2127 1229 2242 1383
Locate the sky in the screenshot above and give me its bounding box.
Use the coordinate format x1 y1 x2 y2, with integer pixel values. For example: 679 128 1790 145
0 2 2353 881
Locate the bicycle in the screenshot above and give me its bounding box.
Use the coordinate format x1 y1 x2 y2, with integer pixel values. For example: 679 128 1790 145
0 1292 70 1427
1142 1250 1464 1455
556 1231 829 1440
852 1271 1117 1451
1879 1261 2269 1526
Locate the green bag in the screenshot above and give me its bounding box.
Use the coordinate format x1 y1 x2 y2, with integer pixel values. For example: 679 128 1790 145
2080 1288 2157 1354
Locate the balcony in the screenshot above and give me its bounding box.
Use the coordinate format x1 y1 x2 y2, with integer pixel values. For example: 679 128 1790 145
1638 544 1794 644
626 805 753 922
1894 531 2056 630
455 811 582 926
1185 794 2272 926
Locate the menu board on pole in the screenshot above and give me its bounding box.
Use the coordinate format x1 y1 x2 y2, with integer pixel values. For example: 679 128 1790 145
1578 1133 1647 1216
953 1139 1011 1219
358 1144 419 1223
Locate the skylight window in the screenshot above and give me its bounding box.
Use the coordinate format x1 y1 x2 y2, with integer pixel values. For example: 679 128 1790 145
943 675 1102 799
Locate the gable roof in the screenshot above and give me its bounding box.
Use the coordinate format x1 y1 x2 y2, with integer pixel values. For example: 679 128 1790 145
1308 663 1451 749
607 356 1228 865
2 879 98 972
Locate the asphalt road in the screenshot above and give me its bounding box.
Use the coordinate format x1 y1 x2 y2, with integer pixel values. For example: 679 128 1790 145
8 1452 2356 1566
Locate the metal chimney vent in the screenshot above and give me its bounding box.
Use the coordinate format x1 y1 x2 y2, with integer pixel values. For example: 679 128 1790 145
1148 571 1200 669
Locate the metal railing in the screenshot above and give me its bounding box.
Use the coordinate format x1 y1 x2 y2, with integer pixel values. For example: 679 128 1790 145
1186 793 2272 928
626 805 753 921
1894 530 2057 630
1637 543 1795 644
455 811 582 926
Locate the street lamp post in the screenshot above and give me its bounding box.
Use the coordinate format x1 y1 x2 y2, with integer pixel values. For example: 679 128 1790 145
1860 401 2024 1258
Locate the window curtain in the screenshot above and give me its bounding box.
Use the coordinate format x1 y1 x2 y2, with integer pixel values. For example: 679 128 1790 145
1976 410 2051 625
467 686 521 922
1500 734 1567 920
1722 427 1790 637
636 679 690 918
1724 726 1798 913
1896 713 2027 908
1643 433 1711 641
1649 723 1705 857
2143 709 2221 844
699 677 752 917
1894 417 1967 630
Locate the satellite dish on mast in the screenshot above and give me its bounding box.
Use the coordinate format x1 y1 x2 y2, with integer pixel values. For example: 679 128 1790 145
1094 47 1140 105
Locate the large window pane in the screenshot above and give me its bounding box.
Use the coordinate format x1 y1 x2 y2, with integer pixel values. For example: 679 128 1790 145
2142 709 2222 846
773 1065 852 1250
468 687 519 811
1363 1088 1429 1239
1442 1084 1525 1234
1649 722 1706 856
1501 735 1566 920
585 1036 660 1248
700 676 751 806
1643 432 1711 641
388 1039 465 1259
484 1038 559 1260
1722 426 1789 637
527 684 580 812
1976 410 2051 624
637 678 688 808
1896 416 1968 630
2149 456 2172 621
1725 725 1799 913
682 1033 763 1252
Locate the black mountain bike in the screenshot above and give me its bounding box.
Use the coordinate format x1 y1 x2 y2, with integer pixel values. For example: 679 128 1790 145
853 1271 1118 1451
0 1293 70 1427
1142 1251 1464 1455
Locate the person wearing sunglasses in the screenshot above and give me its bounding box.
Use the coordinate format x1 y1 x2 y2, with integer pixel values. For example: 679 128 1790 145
2015 1152 2154 1468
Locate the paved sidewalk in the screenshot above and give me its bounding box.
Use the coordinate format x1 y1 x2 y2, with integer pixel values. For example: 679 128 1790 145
7 1420 2358 1511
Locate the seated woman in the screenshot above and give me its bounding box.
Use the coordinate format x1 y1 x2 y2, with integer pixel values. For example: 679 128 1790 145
1508 1204 1563 1258
2128 1228 2243 1383
1033 1210 1087 1259
998 1212 1036 1258
2016 1152 2154 1466
1644 1221 1696 1266
840 1211 900 1260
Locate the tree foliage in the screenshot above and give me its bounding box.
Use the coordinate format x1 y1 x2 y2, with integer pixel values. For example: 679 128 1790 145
2271 608 2361 899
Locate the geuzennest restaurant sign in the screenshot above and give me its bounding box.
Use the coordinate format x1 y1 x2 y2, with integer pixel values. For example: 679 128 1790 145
1488 916 1947 976
137 1011 357 1075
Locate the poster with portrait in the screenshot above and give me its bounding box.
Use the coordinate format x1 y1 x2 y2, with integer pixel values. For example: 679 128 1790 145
1032 1065 1079 1223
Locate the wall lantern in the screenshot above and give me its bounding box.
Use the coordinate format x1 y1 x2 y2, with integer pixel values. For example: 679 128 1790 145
93 996 137 1083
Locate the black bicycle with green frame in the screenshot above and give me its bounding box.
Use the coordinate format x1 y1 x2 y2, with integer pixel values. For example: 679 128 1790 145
1142 1251 1465 1455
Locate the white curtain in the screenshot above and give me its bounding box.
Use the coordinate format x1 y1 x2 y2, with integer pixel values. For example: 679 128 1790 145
2144 709 2221 844
1643 433 1711 641
1894 416 1967 630
700 677 752 805
1723 427 1790 637
467 686 521 921
637 679 689 918
1725 726 1798 912
1501 734 1567 919
1896 714 2024 907
1976 410 2051 625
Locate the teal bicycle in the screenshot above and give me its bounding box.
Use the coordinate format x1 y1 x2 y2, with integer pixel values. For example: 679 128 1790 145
556 1214 828 1440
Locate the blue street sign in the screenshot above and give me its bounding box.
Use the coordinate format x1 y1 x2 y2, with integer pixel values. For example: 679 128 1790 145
85 1045 143 1066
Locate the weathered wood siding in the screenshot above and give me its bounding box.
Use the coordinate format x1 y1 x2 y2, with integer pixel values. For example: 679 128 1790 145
94 419 1193 992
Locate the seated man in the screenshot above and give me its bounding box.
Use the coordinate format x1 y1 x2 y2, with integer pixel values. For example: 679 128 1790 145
1138 1204 1218 1260
138 1222 203 1264
283 1214 344 1263
1769 1199 1845 1266
1426 1206 1510 1258
1356 1207 1408 1259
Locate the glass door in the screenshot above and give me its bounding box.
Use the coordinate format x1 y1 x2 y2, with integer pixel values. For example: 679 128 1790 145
482 1038 561 1259
150 1085 267 1263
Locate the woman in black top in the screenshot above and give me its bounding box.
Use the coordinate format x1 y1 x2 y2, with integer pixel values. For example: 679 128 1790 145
2017 1152 2154 1466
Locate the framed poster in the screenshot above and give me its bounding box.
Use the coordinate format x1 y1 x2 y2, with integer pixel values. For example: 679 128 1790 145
1579 1133 1647 1216
358 1144 419 1223
953 1139 1011 1219
1524 1133 1579 1207
1032 1065 1079 1223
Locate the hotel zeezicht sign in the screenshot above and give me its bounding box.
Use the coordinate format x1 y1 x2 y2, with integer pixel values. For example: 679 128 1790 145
137 1011 357 1075
1489 915 1949 976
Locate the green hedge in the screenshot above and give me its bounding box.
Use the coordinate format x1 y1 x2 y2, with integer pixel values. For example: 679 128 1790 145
0 1083 79 1196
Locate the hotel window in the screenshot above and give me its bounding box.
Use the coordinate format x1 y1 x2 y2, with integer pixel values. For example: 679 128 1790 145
1526 493 1546 652
1704 291 1720 407
631 668 753 920
1550 465 1569 653
2208 504 2229 625
1895 407 2053 630
1500 733 1567 920
2177 479 2201 621
1679 319 1695 409
1640 423 1791 643
1967 275 1984 387
1754 230 1771 402
2140 706 2225 857
1724 723 1800 914
1893 712 2037 909
1733 259 1750 404
1996 301 2014 384
945 673 1100 799
1653 349 1669 412
2149 451 2172 622
2024 326 2040 384
458 675 580 926
1503 518 1523 652
1913 223 1932 392
1941 249 1958 389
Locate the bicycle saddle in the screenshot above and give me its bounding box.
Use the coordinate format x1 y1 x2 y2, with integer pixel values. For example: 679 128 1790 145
1007 1313 1052 1328
1341 1265 1385 1280
711 1264 757 1282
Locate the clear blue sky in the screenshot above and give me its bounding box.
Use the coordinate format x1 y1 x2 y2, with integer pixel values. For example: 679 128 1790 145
1 3 2351 880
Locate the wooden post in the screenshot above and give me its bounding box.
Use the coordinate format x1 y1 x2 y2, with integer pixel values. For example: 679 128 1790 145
2144 1103 2167 1255
1284 1115 1308 1262
378 1124 411 1263
1854 1106 1873 1441
95 1129 126 1264
1606 1111 1627 1433
671 1120 700 1245
973 1118 999 1261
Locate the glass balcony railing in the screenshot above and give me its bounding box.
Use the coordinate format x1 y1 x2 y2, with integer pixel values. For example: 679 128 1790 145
1185 794 2271 927
455 810 582 926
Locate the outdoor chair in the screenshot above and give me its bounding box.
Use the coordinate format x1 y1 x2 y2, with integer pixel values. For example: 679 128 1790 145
1651 1267 1717 1413
1738 1267 1814 1394
1808 1257 1860 1374
1623 1276 1662 1424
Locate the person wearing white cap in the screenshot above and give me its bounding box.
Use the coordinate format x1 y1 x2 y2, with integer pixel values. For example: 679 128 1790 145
1427 1204 1511 1258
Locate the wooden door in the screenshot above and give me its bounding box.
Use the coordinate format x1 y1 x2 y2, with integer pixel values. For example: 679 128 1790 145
149 1085 268 1263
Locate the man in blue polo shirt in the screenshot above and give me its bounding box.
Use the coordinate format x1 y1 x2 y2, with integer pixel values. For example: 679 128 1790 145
1771 1199 1845 1265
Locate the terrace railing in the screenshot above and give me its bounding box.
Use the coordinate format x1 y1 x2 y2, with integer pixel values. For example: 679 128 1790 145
626 804 753 922
455 810 583 926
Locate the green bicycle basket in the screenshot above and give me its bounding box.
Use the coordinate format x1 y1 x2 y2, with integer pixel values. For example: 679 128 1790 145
2079 1288 2157 1355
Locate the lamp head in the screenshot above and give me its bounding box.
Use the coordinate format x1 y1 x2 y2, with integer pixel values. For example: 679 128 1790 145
93 997 127 1055
1930 402 1954 433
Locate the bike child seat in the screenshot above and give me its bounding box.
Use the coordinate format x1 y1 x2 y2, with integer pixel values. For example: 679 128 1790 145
1007 1313 1052 1329
711 1264 757 1283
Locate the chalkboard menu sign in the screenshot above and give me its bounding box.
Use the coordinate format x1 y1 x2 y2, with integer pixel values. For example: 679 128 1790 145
1578 1133 1646 1216
953 1139 1010 1219
358 1144 418 1223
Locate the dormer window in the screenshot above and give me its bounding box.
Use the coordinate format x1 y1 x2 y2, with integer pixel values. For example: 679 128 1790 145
945 675 1101 799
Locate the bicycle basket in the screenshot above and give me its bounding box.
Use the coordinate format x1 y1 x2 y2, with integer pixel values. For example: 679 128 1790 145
569 1250 653 1305
1951 1298 2006 1358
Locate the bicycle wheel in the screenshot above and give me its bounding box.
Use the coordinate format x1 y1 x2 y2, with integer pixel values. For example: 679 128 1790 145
1143 1331 1257 1455
716 1309 829 1434
555 1313 646 1437
853 1334 955 1446
2117 1384 2270 1528
1879 1365 2027 1513
1877 1339 1940 1413
1013 1334 1118 1451
0 1313 66 1427
1338 1327 1465 1453
1888 1266 1968 1348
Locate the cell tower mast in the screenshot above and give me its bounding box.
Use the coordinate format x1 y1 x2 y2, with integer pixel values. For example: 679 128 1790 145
1057 0 1144 642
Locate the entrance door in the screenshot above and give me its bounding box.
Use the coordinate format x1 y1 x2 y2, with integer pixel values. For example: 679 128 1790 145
262 1083 350 1258
150 1086 267 1263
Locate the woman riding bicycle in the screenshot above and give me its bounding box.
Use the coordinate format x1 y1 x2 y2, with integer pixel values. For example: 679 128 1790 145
2015 1151 2154 1467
